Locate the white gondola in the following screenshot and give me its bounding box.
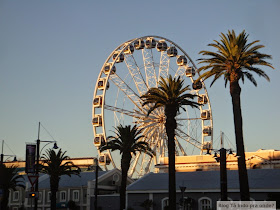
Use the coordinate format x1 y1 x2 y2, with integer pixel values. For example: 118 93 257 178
94 134 105 147
92 115 102 127
99 154 111 165
104 63 116 75
201 110 211 120
167 46 178 57
156 40 168 51
97 78 109 90
145 37 156 49
124 44 134 54
192 80 203 90
202 141 212 151
203 126 212 136
134 39 145 50
185 66 195 77
176 55 188 66
112 51 124 63
198 94 208 104
93 96 103 108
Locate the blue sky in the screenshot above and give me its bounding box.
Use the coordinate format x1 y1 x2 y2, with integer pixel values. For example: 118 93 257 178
1 0 279 161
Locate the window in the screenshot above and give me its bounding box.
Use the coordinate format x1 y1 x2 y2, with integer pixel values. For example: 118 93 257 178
161 197 169 210
13 191 19 201
60 191 66 202
38 192 43 202
198 197 212 210
47 191 51 202
73 190 79 202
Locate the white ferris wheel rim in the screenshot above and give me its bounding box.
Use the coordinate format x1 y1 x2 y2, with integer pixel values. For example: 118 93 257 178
92 35 213 177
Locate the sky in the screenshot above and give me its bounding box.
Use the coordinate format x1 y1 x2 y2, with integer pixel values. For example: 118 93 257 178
0 0 279 162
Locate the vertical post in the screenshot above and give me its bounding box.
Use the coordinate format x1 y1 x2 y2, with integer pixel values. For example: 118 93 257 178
1 140 4 164
220 148 228 201
94 158 98 210
34 122 41 210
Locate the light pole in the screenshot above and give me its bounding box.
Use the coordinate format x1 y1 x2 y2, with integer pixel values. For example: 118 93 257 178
212 132 233 201
34 122 58 210
94 157 99 210
179 186 186 210
1 140 17 164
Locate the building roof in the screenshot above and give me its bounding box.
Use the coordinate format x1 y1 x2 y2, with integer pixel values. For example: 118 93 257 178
25 171 108 189
127 169 280 192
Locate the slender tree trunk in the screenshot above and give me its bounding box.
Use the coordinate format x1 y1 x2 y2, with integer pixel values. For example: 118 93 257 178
120 153 131 210
230 81 250 201
165 106 177 209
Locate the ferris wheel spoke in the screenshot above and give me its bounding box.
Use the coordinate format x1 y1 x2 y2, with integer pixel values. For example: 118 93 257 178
175 137 187 156
174 65 188 78
124 54 148 96
109 73 143 110
158 51 170 82
142 48 157 88
104 104 147 120
176 128 202 149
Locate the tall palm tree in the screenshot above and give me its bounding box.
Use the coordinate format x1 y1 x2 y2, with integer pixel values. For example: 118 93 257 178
99 124 154 210
197 30 274 200
140 75 200 209
40 149 80 210
0 164 25 209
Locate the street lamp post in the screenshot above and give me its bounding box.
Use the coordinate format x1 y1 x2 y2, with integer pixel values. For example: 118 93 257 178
34 123 58 210
179 186 186 210
209 132 233 201
1 140 17 164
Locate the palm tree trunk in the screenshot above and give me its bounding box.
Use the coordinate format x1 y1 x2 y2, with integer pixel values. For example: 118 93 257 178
230 81 250 201
120 153 131 210
50 176 59 210
165 106 177 209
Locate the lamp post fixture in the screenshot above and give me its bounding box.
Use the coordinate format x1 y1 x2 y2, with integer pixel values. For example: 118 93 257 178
209 132 233 201
1 140 17 164
179 186 186 210
94 157 99 210
34 122 58 210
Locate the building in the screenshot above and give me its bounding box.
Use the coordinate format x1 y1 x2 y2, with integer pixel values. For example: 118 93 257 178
156 149 280 173
126 169 280 210
8 168 134 210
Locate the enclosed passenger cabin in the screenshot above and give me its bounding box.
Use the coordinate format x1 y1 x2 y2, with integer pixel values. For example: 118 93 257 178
201 110 211 120
124 44 134 54
203 126 212 136
92 115 102 127
145 37 156 49
176 55 188 66
202 141 212 151
104 63 116 75
156 40 168 51
167 46 178 57
134 39 145 50
192 80 203 90
185 66 195 77
93 96 103 108
94 134 105 147
198 94 208 104
112 51 124 63
97 78 109 90
99 154 111 165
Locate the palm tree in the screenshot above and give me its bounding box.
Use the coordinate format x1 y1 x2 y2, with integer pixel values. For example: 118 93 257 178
0 164 25 209
197 30 274 200
140 75 200 209
40 149 80 210
99 124 154 210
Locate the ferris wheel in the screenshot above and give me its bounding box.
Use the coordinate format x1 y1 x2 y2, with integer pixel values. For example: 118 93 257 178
92 35 213 178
